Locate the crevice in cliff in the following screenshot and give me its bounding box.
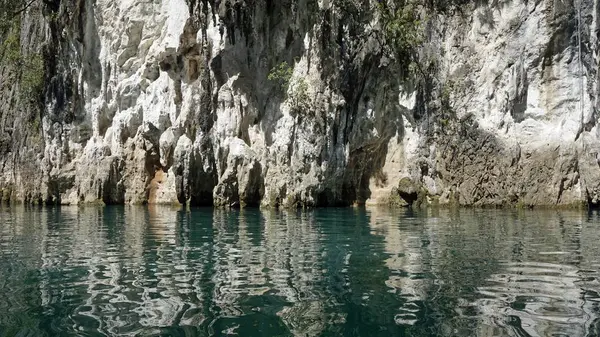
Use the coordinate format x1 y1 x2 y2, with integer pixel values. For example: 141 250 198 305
587 192 600 209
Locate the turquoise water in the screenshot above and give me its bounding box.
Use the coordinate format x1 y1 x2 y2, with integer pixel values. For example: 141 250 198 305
0 206 599 336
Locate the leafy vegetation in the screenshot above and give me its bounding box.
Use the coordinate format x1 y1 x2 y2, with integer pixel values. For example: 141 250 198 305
0 0 45 105
20 53 44 101
370 0 475 132
0 19 21 64
441 79 456 112
267 61 293 92
288 77 310 114
371 1 471 81
268 61 311 114
325 0 429 81
375 1 424 77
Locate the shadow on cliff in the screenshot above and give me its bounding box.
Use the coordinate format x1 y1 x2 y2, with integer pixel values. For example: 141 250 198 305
205 0 410 207
43 0 114 205
178 0 319 206
312 3 407 207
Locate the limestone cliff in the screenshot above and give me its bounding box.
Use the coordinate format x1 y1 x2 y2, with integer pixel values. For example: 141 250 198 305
0 0 598 208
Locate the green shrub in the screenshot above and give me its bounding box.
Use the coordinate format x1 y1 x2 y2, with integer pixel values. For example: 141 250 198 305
268 61 293 92
289 77 310 114
1 33 19 64
377 2 422 54
268 61 312 114
374 1 424 78
20 53 44 100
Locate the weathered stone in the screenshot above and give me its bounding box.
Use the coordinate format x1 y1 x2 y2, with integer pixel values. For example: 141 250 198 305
397 178 420 205
0 0 598 208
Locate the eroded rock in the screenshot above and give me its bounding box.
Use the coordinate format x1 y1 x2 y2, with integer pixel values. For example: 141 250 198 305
0 0 598 208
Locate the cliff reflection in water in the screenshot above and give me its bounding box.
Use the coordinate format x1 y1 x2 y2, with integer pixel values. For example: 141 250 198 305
0 206 599 336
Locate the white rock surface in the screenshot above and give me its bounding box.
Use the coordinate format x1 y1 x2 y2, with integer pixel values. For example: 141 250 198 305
0 0 598 207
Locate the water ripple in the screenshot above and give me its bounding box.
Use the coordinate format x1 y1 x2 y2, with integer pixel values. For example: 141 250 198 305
0 207 600 336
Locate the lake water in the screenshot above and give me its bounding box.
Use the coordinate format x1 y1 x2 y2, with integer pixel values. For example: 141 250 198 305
0 206 599 336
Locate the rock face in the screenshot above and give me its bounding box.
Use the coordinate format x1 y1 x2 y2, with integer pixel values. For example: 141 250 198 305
0 0 598 208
